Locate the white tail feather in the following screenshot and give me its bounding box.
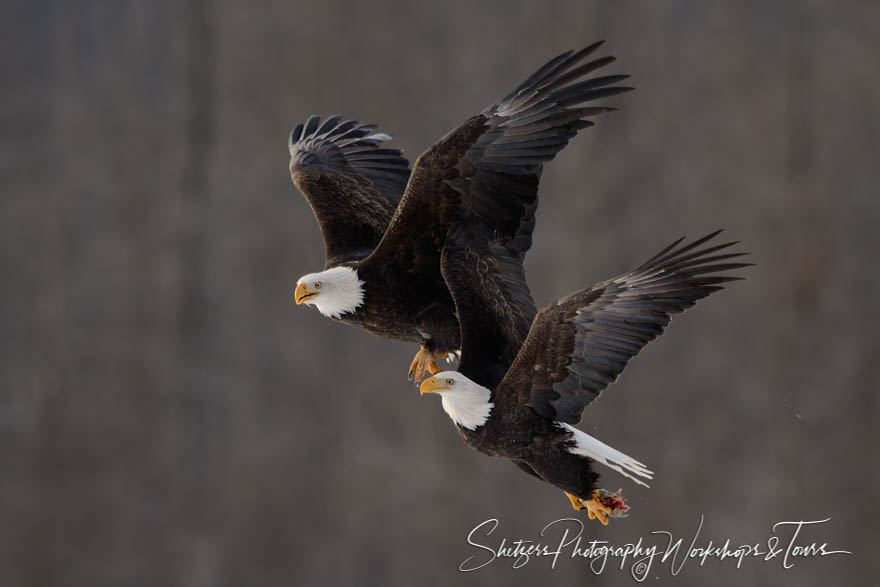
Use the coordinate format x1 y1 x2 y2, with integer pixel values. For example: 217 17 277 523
559 423 654 487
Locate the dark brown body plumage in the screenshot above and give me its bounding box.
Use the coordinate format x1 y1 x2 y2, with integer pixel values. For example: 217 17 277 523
460 399 600 499
334 264 460 351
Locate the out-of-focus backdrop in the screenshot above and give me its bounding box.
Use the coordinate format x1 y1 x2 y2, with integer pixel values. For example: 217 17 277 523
2 1 877 585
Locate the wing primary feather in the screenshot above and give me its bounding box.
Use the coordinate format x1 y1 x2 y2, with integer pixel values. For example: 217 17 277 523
289 123 304 146
315 114 343 136
536 56 618 94
302 115 320 137
503 41 606 103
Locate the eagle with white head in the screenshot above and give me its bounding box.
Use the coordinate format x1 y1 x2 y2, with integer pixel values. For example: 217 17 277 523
420 231 749 524
290 42 632 382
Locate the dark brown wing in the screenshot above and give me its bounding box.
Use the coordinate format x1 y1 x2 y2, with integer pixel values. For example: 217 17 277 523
440 220 537 389
497 231 751 424
289 115 410 267
361 41 630 284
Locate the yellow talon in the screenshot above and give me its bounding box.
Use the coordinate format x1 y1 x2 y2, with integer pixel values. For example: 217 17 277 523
583 489 612 526
408 345 444 382
565 491 584 510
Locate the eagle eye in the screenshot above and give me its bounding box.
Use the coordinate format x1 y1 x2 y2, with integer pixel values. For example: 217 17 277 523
314 281 322 289
445 378 454 385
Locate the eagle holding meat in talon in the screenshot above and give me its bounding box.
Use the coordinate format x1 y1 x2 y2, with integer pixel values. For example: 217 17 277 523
420 230 749 524
289 42 631 382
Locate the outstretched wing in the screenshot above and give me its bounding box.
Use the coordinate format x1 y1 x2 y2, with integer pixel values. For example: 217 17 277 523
361 41 630 285
440 219 537 389
498 231 750 424
289 115 411 267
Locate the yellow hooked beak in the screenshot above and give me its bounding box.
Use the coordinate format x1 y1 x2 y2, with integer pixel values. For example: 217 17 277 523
420 376 451 395
294 283 319 304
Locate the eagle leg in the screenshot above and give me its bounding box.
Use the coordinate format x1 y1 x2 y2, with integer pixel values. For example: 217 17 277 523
581 490 612 526
408 345 443 383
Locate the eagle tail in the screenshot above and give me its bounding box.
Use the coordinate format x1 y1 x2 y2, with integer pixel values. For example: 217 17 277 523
559 423 654 487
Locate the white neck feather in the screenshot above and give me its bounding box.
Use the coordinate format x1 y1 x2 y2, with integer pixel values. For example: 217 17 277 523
439 382 494 430
298 266 365 319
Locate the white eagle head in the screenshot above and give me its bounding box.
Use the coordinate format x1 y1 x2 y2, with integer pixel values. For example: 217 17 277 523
420 371 494 430
294 266 365 319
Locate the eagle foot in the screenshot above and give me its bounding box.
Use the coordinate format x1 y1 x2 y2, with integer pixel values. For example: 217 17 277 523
408 346 443 383
565 491 585 511
582 489 613 526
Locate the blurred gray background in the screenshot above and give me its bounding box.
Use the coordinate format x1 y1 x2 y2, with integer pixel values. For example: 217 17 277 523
2 1 878 585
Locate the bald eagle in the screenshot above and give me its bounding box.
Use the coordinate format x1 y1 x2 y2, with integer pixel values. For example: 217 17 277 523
290 42 631 381
420 231 748 524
